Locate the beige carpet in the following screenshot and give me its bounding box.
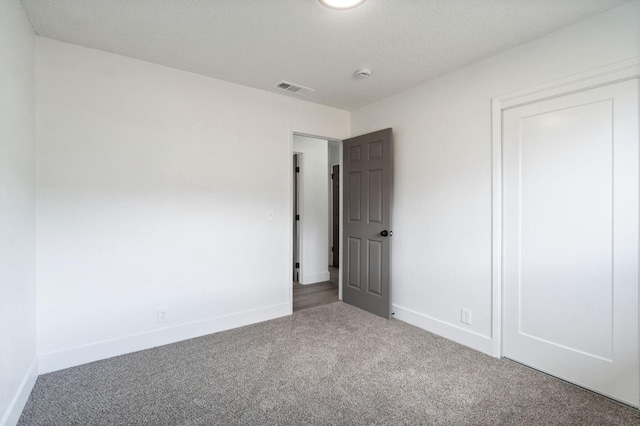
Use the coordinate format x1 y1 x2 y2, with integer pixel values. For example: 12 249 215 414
19 302 639 425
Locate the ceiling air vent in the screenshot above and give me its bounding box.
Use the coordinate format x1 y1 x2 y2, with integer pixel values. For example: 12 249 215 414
275 81 314 96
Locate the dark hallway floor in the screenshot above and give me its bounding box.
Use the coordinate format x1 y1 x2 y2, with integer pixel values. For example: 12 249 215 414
293 267 338 312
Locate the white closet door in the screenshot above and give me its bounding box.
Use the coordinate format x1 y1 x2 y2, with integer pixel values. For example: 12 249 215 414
502 78 639 406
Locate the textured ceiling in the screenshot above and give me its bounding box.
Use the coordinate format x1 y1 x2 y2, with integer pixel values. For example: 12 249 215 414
21 0 630 110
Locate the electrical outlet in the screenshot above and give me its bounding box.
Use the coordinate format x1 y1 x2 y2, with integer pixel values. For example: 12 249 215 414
158 307 168 323
461 308 472 325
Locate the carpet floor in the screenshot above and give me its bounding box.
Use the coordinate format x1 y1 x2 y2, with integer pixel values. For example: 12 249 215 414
18 302 639 425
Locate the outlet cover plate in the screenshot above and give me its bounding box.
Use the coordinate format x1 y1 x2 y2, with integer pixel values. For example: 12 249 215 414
461 308 472 325
158 307 168 323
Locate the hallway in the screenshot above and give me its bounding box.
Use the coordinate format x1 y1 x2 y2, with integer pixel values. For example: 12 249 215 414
293 267 338 312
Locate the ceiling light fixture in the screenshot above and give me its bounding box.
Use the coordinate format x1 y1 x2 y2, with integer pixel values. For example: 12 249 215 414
319 0 367 10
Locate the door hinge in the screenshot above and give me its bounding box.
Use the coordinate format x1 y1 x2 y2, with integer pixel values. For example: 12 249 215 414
295 262 300 268
331 173 334 179
331 246 334 252
295 214 300 220
295 166 300 173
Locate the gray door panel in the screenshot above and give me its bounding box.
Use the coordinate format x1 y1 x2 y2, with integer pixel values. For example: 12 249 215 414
343 128 392 318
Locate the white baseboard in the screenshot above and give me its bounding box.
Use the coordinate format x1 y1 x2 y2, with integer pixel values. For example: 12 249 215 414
392 304 493 356
301 271 330 284
1 358 38 426
38 302 290 374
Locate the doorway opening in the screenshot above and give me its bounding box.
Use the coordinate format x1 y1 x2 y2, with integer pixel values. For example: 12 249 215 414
292 134 341 312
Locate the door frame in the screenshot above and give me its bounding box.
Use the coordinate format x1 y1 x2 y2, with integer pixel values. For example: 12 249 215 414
491 56 640 358
293 153 302 282
288 131 344 313
330 162 340 268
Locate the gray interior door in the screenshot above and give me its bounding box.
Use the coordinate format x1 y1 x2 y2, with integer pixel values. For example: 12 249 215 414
343 128 392 318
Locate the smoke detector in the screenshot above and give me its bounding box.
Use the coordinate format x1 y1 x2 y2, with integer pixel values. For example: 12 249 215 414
355 68 372 79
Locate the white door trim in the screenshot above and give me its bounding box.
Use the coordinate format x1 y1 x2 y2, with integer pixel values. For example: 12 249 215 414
491 56 640 358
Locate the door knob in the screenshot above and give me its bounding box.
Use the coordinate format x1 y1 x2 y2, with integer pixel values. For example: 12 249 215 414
380 230 389 237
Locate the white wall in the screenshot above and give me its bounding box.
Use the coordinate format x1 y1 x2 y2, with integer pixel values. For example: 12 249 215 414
0 1 38 424
35 38 350 373
293 135 330 284
351 1 640 355
328 142 340 166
